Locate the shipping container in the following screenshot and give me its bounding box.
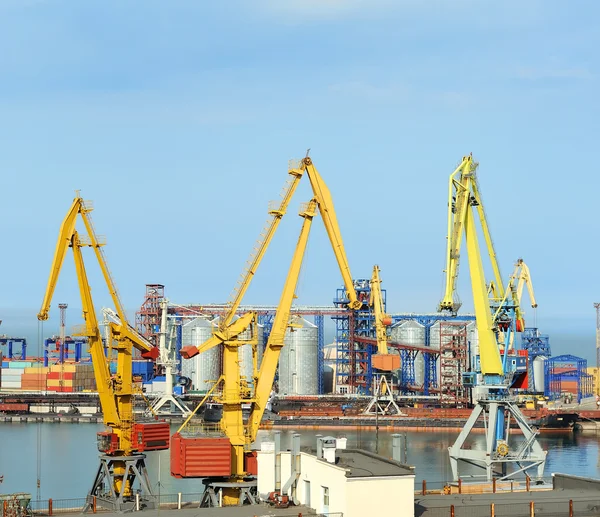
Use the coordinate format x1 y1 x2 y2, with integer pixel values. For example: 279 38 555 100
132 422 170 451
0 403 29 412
372 354 400 371
171 433 231 478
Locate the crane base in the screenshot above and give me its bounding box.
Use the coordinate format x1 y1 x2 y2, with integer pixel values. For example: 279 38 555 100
199 478 258 507
449 399 547 482
82 454 156 513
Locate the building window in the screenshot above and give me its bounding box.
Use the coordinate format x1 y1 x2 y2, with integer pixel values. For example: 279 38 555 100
322 485 329 511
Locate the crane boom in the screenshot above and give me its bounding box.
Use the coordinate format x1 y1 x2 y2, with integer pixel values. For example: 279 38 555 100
370 265 390 355
180 155 362 360
301 158 361 310
220 166 304 330
439 155 503 375
439 156 505 314
246 199 317 439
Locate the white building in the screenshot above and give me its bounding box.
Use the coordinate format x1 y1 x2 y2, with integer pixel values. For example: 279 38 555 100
257 436 415 517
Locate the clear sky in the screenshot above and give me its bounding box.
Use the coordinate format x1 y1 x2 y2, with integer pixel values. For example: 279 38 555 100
0 1 598 362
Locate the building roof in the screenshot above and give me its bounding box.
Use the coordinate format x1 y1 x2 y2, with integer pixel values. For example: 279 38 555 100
332 448 414 478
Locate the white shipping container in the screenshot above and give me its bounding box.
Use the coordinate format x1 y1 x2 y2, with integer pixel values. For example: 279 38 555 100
1 381 22 388
1 368 25 376
152 381 167 393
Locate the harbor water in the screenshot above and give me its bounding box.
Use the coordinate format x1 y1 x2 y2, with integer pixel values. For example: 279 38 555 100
1 423 599 500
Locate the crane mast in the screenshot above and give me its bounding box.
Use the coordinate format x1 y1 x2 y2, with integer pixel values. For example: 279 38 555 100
439 156 546 482
37 194 167 513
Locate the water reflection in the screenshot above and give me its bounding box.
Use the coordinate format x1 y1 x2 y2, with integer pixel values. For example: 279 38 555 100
1 423 599 499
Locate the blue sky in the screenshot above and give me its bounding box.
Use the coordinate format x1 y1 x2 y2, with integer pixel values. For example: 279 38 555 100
0 1 598 361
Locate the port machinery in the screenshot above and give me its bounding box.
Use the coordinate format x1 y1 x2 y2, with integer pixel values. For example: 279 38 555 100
439 155 546 482
37 193 168 513
175 154 370 506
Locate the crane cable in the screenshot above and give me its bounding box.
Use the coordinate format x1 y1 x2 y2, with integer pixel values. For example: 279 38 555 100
36 320 43 501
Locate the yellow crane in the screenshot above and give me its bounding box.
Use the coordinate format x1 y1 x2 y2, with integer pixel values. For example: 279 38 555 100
173 156 363 506
370 265 398 370
440 156 546 482
37 193 168 513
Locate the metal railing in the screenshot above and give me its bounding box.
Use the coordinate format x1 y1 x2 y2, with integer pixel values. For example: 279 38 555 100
2 494 344 516
415 477 555 496
443 501 596 517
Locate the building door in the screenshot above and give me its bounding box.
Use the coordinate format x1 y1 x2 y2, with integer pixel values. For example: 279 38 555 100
321 486 329 514
304 480 311 507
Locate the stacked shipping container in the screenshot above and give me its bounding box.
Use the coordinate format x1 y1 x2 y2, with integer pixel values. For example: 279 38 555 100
0 361 96 392
47 363 95 392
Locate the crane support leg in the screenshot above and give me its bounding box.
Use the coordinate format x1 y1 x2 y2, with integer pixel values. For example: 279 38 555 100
83 455 156 513
448 399 546 482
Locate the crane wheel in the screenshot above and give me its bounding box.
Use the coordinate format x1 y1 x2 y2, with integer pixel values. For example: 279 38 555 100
496 442 509 457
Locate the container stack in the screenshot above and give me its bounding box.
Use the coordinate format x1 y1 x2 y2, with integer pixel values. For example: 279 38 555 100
0 360 35 390
47 363 95 392
21 366 49 390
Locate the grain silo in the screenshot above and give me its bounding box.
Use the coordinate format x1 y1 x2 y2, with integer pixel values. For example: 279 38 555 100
391 320 426 347
180 318 221 393
236 322 264 387
278 318 319 395
533 356 547 393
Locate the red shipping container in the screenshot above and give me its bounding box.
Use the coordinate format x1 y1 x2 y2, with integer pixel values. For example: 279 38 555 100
245 451 258 475
132 422 170 451
517 350 528 357
171 433 231 478
47 372 75 380
0 403 29 412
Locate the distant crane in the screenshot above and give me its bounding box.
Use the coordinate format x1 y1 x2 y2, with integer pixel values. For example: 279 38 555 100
439 155 546 481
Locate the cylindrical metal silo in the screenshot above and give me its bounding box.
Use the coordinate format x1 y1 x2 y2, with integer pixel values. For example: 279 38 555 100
236 322 264 387
393 320 426 347
414 353 425 387
533 356 547 393
278 318 318 395
180 318 221 393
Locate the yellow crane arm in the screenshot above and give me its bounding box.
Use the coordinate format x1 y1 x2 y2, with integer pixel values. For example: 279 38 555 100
464 203 503 375
439 156 505 313
247 200 317 440
439 159 471 313
302 158 362 310
439 156 503 375
370 265 390 355
515 259 537 309
471 179 504 301
181 312 256 359
71 232 120 428
37 197 82 321
79 208 154 356
220 166 304 329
